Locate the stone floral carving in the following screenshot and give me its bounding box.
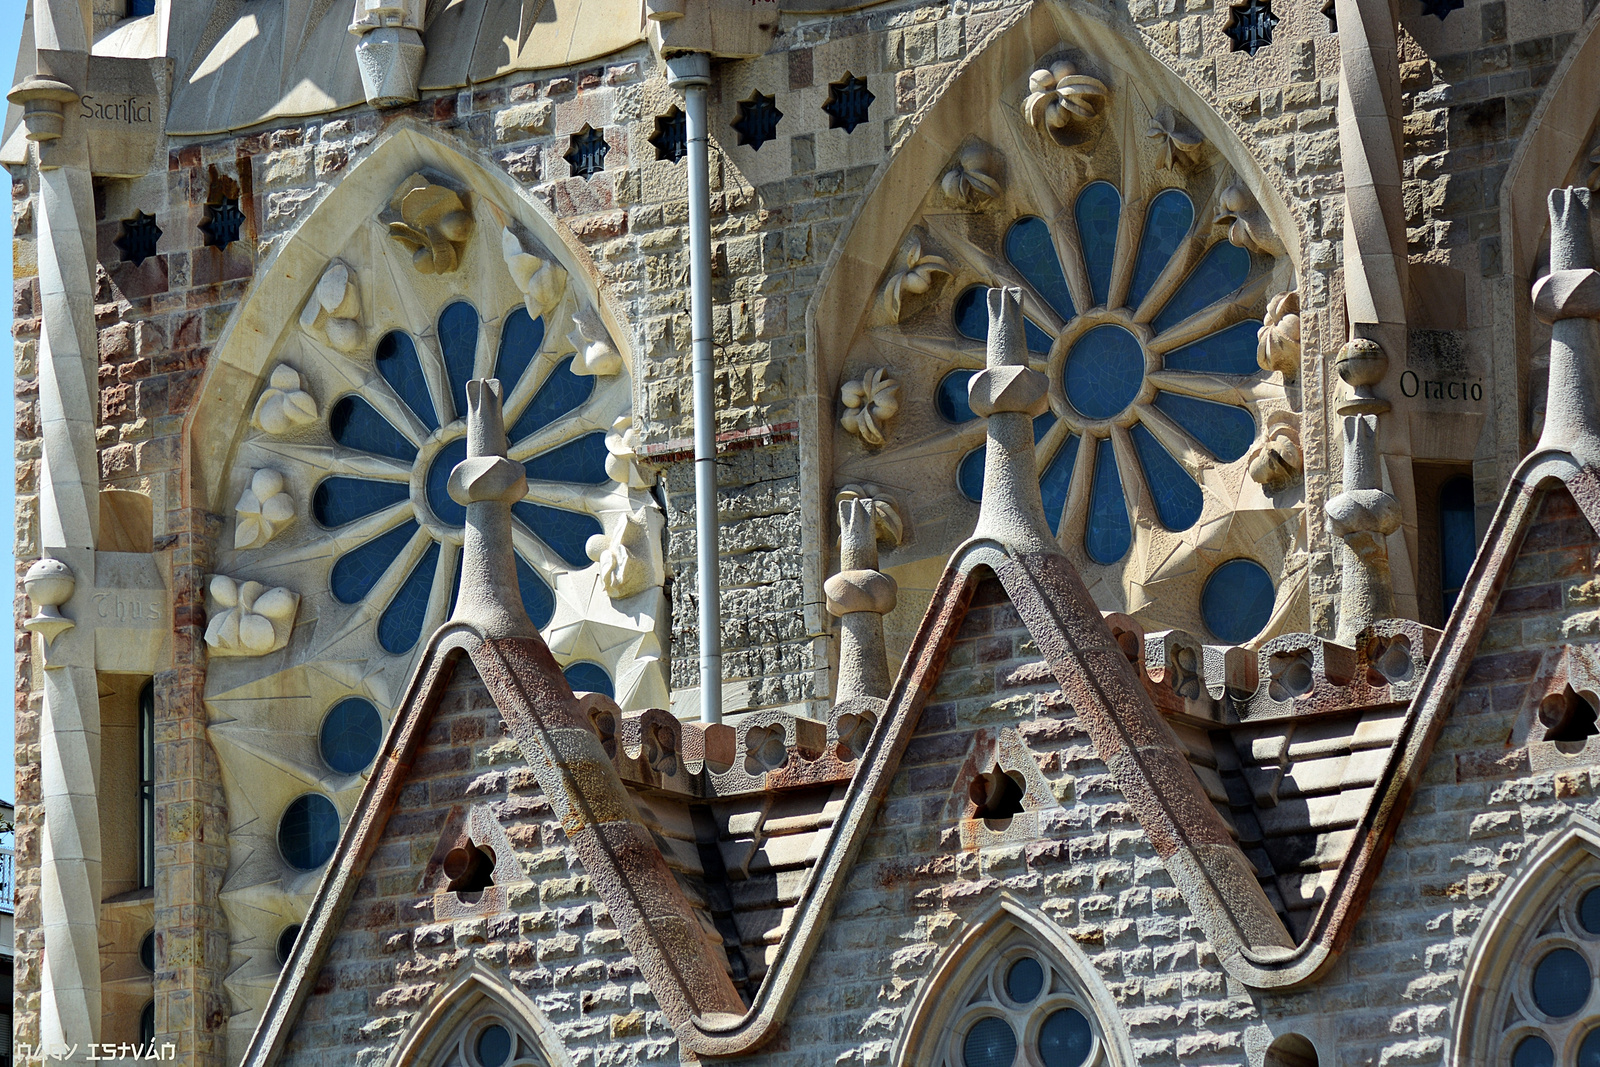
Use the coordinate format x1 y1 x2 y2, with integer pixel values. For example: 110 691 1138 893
388 174 473 274
1215 179 1282 256
1022 59 1109 145
568 307 623 376
942 142 1003 205
879 233 950 323
1247 413 1303 493
1257 290 1301 375
251 365 318 435
839 368 901 447
605 416 655 488
298 261 364 352
205 576 299 656
1146 108 1203 169
585 508 664 600
501 227 567 320
234 469 296 550
23 557 75 650
835 483 905 547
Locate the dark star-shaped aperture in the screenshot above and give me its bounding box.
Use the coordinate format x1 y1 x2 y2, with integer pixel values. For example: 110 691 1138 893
649 107 688 162
564 125 610 179
732 91 783 152
1224 0 1280 55
115 211 162 267
199 197 246 249
822 74 874 135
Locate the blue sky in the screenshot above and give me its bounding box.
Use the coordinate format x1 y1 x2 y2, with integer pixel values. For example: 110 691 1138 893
3 0 24 806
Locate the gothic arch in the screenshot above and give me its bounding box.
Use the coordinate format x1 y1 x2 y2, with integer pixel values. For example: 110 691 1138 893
389 962 575 1067
894 896 1134 1067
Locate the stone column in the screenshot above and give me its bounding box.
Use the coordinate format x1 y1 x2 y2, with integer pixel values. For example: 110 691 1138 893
1531 188 1600 465
1325 338 1400 643
349 0 426 108
968 287 1055 555
825 493 900 702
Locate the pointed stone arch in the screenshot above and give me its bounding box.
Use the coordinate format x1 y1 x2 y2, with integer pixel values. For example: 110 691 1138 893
893 895 1134 1067
389 961 575 1067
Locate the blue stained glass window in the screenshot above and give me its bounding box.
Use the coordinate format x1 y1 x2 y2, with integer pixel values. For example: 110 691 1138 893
963 1017 1016 1067
958 446 986 502
1040 434 1080 535
1152 391 1256 462
1162 320 1264 375
1063 325 1145 419
377 540 440 654
564 660 615 697
1037 1009 1092 1067
1034 410 1057 443
1128 190 1195 311
1151 241 1251 334
1515 1036 1555 1067
1024 320 1054 354
937 370 978 423
508 357 595 445
330 395 418 463
1005 958 1044 1004
374 331 438 431
1578 1029 1600 1067
319 698 383 774
1201 559 1275 643
512 501 604 568
515 552 556 629
1581 886 1600 934
313 476 409 529
525 433 610 485
953 285 1053 353
438 301 480 423
496 307 546 393
1130 423 1203 531
1085 441 1131 564
278 793 340 871
476 1026 513 1067
425 438 469 527
1004 217 1076 322
330 520 418 604
1075 182 1121 308
1533 947 1590 1018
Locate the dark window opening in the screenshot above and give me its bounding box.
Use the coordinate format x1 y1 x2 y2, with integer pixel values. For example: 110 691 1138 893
445 840 497 895
1413 463 1476 628
275 923 302 967
970 768 1026 822
1438 475 1476 618
139 1000 156 1047
1265 1034 1319 1067
1539 685 1599 744
128 0 156 17
139 680 155 889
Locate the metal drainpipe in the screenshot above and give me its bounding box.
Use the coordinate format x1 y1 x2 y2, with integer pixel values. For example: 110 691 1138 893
667 52 723 725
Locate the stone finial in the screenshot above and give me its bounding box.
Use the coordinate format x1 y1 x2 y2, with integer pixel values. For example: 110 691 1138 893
1257 290 1301 376
349 0 426 107
839 367 901 447
24 557 76 653
826 490 902 702
1146 108 1203 169
234 469 296 550
205 576 299 656
388 174 473 274
299 262 365 352
1334 335 1391 415
1215 179 1283 256
1247 412 1303 493
879 233 950 323
1531 188 1600 462
1022 59 1109 146
1325 414 1400 644
942 142 1003 205
252 366 319 435
449 379 538 640
6 74 79 144
501 227 568 321
586 508 666 601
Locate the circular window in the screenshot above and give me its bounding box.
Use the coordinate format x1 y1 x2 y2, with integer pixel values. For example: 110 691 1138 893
278 794 341 871
1579 1028 1600 1067
938 370 978 424
475 1023 513 1067
1037 1008 1093 1067
963 1016 1016 1067
319 698 383 775
1512 1036 1553 1067
1533 947 1591 1018
1062 325 1145 420
563 661 615 699
276 924 302 967
1582 888 1600 936
1201 559 1276 644
1004 957 1044 1004
139 930 156 973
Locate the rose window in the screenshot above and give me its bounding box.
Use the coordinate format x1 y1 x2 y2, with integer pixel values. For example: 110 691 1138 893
940 182 1266 567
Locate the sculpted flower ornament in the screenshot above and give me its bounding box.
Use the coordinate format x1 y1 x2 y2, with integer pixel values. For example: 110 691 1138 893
205 576 299 656
585 508 664 600
387 173 473 274
1146 108 1203 170
1215 179 1283 256
568 307 623 376
604 416 655 489
835 484 905 547
298 261 364 352
1257 290 1301 375
501 227 567 320
251 365 318 435
234 469 296 550
942 142 1004 205
1247 412 1303 493
839 367 901 447
879 233 950 323
1022 59 1109 145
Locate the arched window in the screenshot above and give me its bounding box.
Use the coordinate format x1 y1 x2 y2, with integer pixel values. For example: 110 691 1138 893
391 966 568 1067
430 1014 547 1067
1438 475 1476 617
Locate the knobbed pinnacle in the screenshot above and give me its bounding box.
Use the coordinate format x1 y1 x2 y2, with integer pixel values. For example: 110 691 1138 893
448 378 537 639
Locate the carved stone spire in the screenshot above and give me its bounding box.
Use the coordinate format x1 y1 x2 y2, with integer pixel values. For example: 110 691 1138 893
1532 187 1600 466
826 490 902 702
448 379 537 640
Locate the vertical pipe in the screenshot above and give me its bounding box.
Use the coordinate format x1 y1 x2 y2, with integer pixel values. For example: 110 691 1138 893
668 52 723 725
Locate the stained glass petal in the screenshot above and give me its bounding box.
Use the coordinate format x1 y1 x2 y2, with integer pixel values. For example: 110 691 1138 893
516 552 556 629
1004 217 1076 322
374 331 438 431
312 477 410 528
1130 423 1203 531
377 540 440 654
330 395 418 462
1075 182 1121 308
937 370 978 424
954 285 1053 353
1151 241 1251 334
496 306 547 395
438 301 480 423
1152 391 1257 462
330 520 418 605
425 438 469 527
508 357 595 446
958 445 986 501
1162 321 1264 375
1128 190 1195 311
525 432 610 485
512 501 604 568
1085 441 1131 565
1040 434 1080 536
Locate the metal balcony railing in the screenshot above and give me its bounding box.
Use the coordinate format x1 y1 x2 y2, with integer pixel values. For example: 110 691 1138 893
0 847 15 912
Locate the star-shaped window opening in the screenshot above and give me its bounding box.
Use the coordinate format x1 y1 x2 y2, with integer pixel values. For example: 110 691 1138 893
1418 0 1463 20
564 125 610 179
823 74 875 135
1224 0 1280 56
115 211 162 267
200 197 247 250
732 91 783 152
649 107 688 163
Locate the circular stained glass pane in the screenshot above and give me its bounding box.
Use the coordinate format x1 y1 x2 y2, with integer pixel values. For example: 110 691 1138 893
1579 1028 1600 1067
476 1023 513 1067
319 699 383 775
1038 1008 1093 1067
963 1016 1016 1067
1513 1034 1554 1067
278 794 341 871
1532 946 1590 1017
1201 559 1275 645
564 661 615 698
276 924 301 967
139 930 156 973
1062 325 1144 420
1005 957 1044 1003
1582 887 1600 935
